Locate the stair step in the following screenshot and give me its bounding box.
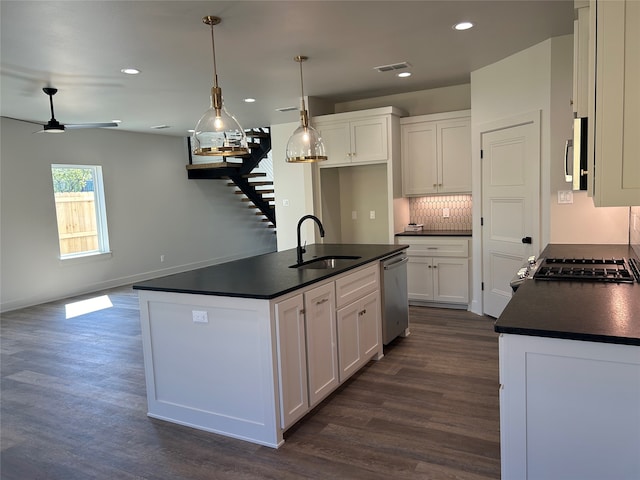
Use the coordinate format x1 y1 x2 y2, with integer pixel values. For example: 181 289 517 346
187 161 242 170
226 181 273 187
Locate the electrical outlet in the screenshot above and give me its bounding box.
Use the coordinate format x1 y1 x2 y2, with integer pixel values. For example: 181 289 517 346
352 211 357 220
160 255 165 262
192 310 208 323
282 199 290 207
443 208 450 218
369 210 375 220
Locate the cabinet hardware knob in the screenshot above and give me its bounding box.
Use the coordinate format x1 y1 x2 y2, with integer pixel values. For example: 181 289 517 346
433 183 437 187
300 309 305 315
439 183 443 187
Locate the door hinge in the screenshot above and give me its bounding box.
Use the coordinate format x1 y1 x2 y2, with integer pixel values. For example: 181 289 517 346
481 217 484 226
481 282 484 291
480 149 483 159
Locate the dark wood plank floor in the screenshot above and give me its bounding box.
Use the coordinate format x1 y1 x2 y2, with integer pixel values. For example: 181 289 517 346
1 286 500 479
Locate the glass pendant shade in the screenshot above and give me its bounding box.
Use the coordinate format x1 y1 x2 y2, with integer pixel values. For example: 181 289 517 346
192 88 248 156
286 123 326 163
285 56 327 163
192 16 248 158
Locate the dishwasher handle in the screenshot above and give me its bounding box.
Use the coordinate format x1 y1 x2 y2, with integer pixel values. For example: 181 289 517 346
383 256 409 270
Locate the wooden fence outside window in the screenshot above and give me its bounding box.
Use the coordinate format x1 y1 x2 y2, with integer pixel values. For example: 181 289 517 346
54 192 98 255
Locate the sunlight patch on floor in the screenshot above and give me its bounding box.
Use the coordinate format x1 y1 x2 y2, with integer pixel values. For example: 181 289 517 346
65 295 113 319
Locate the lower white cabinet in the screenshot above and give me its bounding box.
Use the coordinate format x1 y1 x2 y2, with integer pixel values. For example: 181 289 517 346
400 236 470 307
274 294 308 429
275 263 383 431
337 291 381 382
304 282 339 407
407 256 468 304
499 333 640 480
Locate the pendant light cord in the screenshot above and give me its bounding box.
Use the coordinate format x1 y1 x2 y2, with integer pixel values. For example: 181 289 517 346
299 60 305 111
210 23 219 88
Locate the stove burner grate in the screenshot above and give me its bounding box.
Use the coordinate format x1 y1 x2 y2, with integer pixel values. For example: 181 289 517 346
533 257 635 284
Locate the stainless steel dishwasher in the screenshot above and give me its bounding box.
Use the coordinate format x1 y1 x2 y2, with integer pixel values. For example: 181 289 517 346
381 251 409 344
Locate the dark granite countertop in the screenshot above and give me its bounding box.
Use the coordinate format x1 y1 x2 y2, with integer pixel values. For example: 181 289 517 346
395 230 472 237
494 244 640 346
133 243 407 300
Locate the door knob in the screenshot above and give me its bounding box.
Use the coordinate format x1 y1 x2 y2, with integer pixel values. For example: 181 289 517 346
521 236 532 244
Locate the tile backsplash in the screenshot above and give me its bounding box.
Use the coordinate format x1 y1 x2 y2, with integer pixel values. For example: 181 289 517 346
409 195 472 230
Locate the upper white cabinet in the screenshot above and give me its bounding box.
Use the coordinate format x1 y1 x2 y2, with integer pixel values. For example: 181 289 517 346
573 2 590 117
588 0 640 206
314 107 404 168
400 110 471 196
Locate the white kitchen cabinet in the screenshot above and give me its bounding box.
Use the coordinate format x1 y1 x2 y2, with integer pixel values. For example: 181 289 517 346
499 333 640 479
400 236 470 307
337 291 380 382
315 116 388 167
400 111 471 196
275 263 382 432
588 0 640 206
303 282 339 407
572 2 590 117
334 263 382 382
274 294 308 429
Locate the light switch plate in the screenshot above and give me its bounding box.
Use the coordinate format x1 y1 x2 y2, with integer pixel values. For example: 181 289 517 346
192 310 208 323
557 190 574 204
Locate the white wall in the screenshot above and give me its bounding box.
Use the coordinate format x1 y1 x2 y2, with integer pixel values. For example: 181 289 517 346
271 121 319 251
0 118 276 311
470 35 629 315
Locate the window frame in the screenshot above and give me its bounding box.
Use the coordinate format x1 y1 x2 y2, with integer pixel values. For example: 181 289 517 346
51 164 111 260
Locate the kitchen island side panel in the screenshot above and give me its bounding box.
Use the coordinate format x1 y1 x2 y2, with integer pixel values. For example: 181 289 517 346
138 290 283 448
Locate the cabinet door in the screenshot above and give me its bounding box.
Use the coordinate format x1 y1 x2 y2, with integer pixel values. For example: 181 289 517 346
274 294 308 429
316 121 351 166
591 0 640 206
358 291 381 359
433 257 469 304
304 282 339 407
401 121 438 195
438 118 472 194
407 256 434 302
350 116 388 164
336 299 362 382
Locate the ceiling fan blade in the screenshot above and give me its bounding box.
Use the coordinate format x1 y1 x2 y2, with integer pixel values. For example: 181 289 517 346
65 122 119 129
2 116 45 126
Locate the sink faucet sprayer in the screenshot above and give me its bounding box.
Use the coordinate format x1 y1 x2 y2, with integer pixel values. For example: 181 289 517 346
296 215 325 265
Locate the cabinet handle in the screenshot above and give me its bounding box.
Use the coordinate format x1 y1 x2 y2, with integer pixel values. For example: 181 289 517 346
433 265 438 269
359 309 367 316
427 247 438 250
428 265 432 269
316 298 329 305
300 309 305 315
433 183 437 187
439 183 443 187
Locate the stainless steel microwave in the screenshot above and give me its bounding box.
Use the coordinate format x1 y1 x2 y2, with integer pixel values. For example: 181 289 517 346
565 117 588 191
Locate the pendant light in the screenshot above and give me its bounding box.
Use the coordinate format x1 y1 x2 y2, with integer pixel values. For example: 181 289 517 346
285 56 327 163
192 16 248 157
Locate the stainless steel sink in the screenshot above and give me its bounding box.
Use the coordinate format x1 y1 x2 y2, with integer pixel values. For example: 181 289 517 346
290 255 361 269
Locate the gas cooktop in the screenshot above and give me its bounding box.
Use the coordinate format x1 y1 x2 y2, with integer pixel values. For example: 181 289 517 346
533 257 638 284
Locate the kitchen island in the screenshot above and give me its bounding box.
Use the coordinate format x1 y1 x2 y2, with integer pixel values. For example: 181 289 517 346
133 243 406 447
494 244 640 480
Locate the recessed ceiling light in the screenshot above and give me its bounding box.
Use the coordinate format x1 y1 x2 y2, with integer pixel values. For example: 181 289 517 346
120 68 141 75
243 98 256 103
188 129 195 133
453 21 474 31
112 119 122 124
397 72 412 78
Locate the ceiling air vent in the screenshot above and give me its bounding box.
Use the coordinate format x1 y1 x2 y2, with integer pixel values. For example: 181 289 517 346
373 61 412 73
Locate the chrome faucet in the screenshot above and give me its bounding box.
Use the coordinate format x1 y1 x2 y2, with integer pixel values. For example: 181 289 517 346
296 215 325 265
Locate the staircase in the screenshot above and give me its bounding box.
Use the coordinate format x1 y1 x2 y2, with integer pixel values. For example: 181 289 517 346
186 128 275 229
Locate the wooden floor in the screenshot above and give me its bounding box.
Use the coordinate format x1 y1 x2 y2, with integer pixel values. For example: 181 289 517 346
1 286 500 480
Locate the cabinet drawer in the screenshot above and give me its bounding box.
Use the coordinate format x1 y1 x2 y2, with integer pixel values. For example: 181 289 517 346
405 237 469 257
335 264 379 309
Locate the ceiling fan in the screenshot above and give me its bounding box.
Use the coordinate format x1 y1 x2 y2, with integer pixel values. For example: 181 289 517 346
34 87 118 133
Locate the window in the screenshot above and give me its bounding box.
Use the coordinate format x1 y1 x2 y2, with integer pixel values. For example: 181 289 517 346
51 165 110 258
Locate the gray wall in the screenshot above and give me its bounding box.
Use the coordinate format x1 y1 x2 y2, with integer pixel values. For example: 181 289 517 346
0 118 276 311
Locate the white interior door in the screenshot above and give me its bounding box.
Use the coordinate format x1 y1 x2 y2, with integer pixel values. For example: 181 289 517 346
481 116 539 318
